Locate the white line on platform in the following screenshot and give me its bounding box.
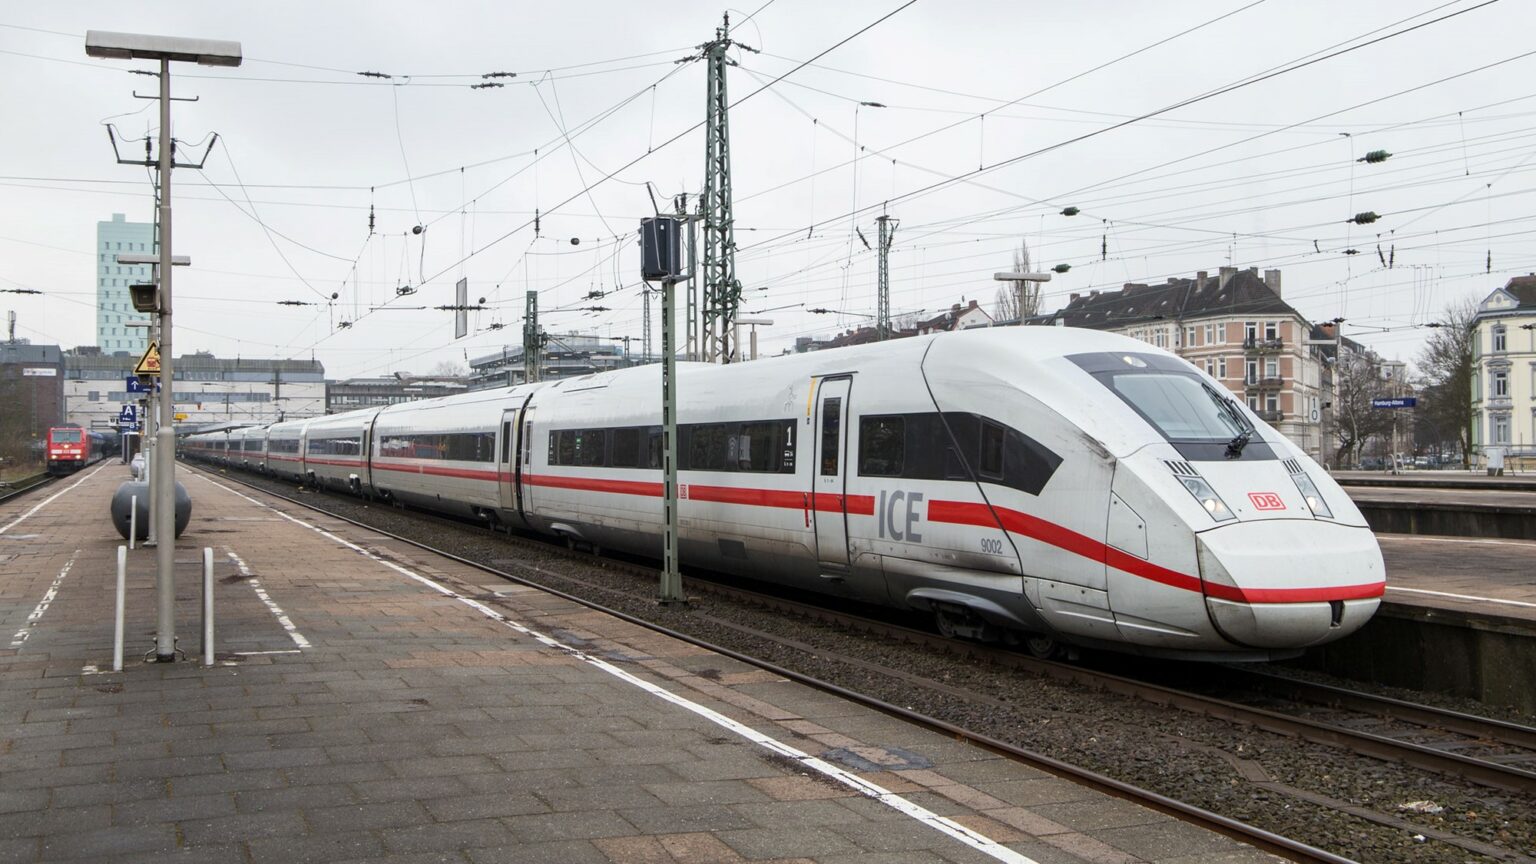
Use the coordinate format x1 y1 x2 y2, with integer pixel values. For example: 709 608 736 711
196 475 1039 864
0 462 110 536
224 547 311 649
1386 586 1536 610
11 550 80 648
233 649 303 656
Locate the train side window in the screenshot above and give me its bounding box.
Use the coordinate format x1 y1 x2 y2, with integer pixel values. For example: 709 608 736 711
646 427 663 469
611 427 640 468
979 420 1005 480
502 422 512 463
942 413 978 480
858 415 903 476
554 430 576 465
576 429 606 467
820 398 842 475
685 423 727 471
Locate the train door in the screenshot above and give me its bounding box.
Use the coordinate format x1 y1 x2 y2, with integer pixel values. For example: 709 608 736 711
518 405 538 518
811 377 853 574
361 414 378 491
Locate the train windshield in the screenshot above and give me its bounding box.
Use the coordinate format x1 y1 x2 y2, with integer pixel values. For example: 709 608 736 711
51 428 83 443
1106 373 1247 441
1069 351 1272 461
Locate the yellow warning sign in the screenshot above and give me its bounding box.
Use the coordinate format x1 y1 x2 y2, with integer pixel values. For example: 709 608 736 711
135 341 162 377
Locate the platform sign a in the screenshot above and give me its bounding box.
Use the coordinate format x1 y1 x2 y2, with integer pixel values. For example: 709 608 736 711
117 405 139 431
134 340 162 377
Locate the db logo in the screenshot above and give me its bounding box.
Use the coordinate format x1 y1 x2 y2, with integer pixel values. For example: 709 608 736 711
1248 492 1286 511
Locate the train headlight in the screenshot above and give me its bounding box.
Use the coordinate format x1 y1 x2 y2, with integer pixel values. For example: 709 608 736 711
1179 476 1235 522
1289 471 1334 519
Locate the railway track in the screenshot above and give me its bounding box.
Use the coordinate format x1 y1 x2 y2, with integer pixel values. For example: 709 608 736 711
192 463 1536 863
0 472 54 506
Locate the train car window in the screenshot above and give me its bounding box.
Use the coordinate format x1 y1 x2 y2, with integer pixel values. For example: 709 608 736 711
502 422 513 463
1003 428 1063 495
554 430 576 465
445 432 495 462
979 420 1005 480
820 398 842 475
575 429 605 467
611 427 640 468
743 420 794 473
685 423 728 471
858 416 904 477
942 413 979 480
851 411 1058 495
646 427 663 469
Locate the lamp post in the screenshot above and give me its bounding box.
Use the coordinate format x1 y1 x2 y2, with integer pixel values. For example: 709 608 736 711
992 271 1053 324
731 318 773 361
87 31 241 663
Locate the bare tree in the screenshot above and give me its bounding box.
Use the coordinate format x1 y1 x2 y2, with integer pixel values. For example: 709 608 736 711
1414 298 1477 466
1333 348 1394 467
428 359 468 378
992 237 1039 322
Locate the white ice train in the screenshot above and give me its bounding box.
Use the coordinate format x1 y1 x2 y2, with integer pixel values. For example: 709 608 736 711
185 327 1385 661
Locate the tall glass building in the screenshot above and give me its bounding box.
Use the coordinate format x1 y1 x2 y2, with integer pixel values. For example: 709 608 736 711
96 213 156 355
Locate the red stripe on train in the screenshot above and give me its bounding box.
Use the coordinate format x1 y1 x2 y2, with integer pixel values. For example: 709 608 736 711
926 498 1381 604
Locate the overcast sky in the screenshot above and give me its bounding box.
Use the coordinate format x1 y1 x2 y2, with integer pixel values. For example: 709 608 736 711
3 0 1535 378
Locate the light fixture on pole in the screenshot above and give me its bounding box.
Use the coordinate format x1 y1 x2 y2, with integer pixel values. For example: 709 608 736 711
731 318 773 362
88 30 241 663
992 271 1053 324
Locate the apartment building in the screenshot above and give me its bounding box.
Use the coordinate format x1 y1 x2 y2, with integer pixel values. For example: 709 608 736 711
1470 274 1536 468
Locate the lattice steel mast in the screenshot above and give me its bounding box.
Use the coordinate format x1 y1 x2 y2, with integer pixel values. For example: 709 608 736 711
698 14 753 362
876 215 897 340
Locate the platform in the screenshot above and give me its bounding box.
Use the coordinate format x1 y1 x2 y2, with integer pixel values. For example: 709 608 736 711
1296 532 1536 713
0 461 1283 863
1339 479 1536 540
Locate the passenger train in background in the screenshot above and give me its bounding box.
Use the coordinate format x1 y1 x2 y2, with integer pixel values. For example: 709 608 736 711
186 327 1385 661
46 425 117 475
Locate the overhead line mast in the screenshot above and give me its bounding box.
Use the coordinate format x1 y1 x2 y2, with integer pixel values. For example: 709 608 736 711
698 13 755 363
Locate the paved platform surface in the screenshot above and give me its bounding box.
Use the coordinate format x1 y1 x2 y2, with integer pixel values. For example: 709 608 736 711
1332 469 1536 489
1378 533 1536 626
0 461 1282 864
1343 483 1536 511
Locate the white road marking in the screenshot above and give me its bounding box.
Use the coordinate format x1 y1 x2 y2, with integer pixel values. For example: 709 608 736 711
11 551 80 648
224 547 311 649
233 649 303 656
1386 586 1536 610
197 476 1040 864
0 463 110 535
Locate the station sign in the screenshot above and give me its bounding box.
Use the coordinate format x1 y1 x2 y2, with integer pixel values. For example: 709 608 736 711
125 376 160 394
117 405 140 431
1370 397 1417 409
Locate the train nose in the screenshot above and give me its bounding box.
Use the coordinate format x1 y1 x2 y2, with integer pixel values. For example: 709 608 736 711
1195 520 1384 649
